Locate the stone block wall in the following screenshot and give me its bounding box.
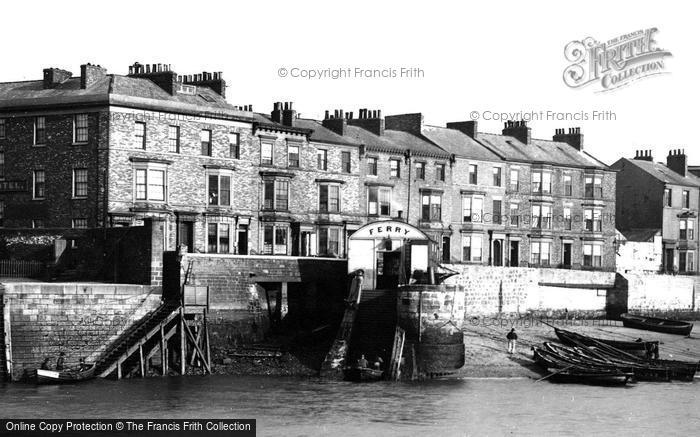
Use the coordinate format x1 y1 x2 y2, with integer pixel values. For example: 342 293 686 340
181 254 349 345
1 282 161 381
624 273 698 317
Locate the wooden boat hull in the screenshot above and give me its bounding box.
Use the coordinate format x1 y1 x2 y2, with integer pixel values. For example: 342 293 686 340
344 367 384 382
620 313 693 336
36 364 96 384
554 328 657 356
533 347 632 385
549 371 632 386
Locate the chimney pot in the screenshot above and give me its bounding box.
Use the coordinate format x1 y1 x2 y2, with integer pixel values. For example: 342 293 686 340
339 109 344 118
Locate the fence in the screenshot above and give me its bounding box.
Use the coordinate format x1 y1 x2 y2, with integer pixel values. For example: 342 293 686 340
0 259 46 278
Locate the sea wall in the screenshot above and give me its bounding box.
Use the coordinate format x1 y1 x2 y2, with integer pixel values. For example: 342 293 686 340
0 282 161 381
443 265 699 319
179 254 349 346
443 265 615 318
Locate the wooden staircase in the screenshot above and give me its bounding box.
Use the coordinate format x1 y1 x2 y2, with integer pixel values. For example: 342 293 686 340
95 301 181 378
348 289 398 366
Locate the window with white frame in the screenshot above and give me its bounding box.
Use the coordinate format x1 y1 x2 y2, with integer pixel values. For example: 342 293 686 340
583 243 602 267
341 151 351 173
436 163 446 182
390 159 400 178
421 191 442 222
564 207 572 230
367 157 378 176
680 219 694 240
318 226 341 257
679 250 695 273
33 170 45 199
584 208 602 232
509 168 519 191
73 168 88 198
530 241 551 266
134 164 167 202
493 167 502 186
200 129 212 156
510 203 519 226
34 116 46 145
468 164 478 184
319 183 340 213
168 125 180 153
415 162 426 180
683 190 690 209
261 142 273 165
287 144 299 168
462 234 483 262
462 196 483 223
317 149 328 170
664 188 672 207
531 204 552 229
229 133 240 159
73 114 88 144
585 175 603 198
263 224 289 255
263 179 289 211
207 222 232 253
134 121 146 149
207 171 232 206
368 186 391 216
564 174 573 196
532 171 551 194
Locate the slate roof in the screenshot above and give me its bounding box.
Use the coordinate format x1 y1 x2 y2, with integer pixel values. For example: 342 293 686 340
617 158 700 187
341 125 450 158
0 75 252 120
281 118 361 146
476 132 608 169
421 125 501 161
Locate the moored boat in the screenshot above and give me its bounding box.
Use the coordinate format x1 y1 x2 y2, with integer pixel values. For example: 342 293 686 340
36 363 96 384
344 366 384 382
554 328 658 356
620 313 693 336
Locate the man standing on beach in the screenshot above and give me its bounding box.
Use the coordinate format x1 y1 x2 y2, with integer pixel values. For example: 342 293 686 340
506 328 518 354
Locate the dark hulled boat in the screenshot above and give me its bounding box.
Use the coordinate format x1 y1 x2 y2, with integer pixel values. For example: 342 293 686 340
554 328 658 356
344 367 384 382
36 363 96 384
620 313 694 336
532 347 633 385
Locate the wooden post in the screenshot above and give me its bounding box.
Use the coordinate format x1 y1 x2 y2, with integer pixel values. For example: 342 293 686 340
139 343 145 378
179 308 186 375
160 324 166 376
3 296 13 380
117 359 122 380
204 311 211 371
280 282 288 319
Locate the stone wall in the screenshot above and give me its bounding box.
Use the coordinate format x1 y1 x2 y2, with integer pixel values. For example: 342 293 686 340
0 282 162 381
181 254 349 346
444 265 616 318
624 273 699 317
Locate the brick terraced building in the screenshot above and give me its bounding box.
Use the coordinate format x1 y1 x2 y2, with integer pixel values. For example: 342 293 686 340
0 62 617 270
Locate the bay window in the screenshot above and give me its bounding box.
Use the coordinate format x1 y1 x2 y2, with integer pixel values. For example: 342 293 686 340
532 204 552 229
133 163 167 202
263 224 289 255
318 227 341 257
421 191 442 222
263 179 289 211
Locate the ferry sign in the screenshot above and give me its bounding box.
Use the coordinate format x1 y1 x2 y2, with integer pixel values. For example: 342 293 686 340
350 220 428 240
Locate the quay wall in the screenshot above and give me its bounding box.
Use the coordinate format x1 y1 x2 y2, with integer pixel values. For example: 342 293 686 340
179 254 349 347
0 282 161 381
443 265 699 319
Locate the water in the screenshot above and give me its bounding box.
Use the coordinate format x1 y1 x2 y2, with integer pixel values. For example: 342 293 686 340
1 376 699 436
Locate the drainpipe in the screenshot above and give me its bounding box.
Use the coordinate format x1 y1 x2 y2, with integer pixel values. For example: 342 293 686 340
405 150 412 223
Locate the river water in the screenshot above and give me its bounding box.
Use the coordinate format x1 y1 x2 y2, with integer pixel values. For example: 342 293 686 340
1 376 698 436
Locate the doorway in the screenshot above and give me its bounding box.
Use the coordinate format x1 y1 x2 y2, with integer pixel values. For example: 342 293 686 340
177 221 194 253
493 240 503 266
442 236 451 263
376 251 401 289
665 248 675 272
237 226 248 255
509 241 519 267
563 243 572 267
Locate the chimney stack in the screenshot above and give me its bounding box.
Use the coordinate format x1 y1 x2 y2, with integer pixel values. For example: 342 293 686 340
384 113 422 136
323 108 348 135
80 63 107 89
43 67 73 89
128 61 178 94
270 102 296 127
182 70 226 98
348 108 385 136
633 149 654 162
502 120 531 145
553 126 584 151
446 120 478 139
667 149 688 177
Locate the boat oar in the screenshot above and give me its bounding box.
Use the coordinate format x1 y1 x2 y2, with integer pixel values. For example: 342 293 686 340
535 365 574 382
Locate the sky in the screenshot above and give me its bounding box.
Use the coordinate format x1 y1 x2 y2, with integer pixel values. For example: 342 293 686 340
0 0 694 165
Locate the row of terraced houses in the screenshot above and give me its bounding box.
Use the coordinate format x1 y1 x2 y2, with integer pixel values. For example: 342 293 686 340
0 62 696 273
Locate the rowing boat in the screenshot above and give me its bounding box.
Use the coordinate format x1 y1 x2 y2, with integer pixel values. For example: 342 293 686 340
620 313 693 336
36 363 96 384
554 328 658 356
344 366 384 382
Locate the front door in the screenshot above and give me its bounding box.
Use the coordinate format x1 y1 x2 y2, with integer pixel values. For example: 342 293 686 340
563 243 572 267
237 226 248 255
493 240 503 266
509 241 519 267
376 251 401 289
442 236 451 263
177 221 194 253
665 248 675 272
